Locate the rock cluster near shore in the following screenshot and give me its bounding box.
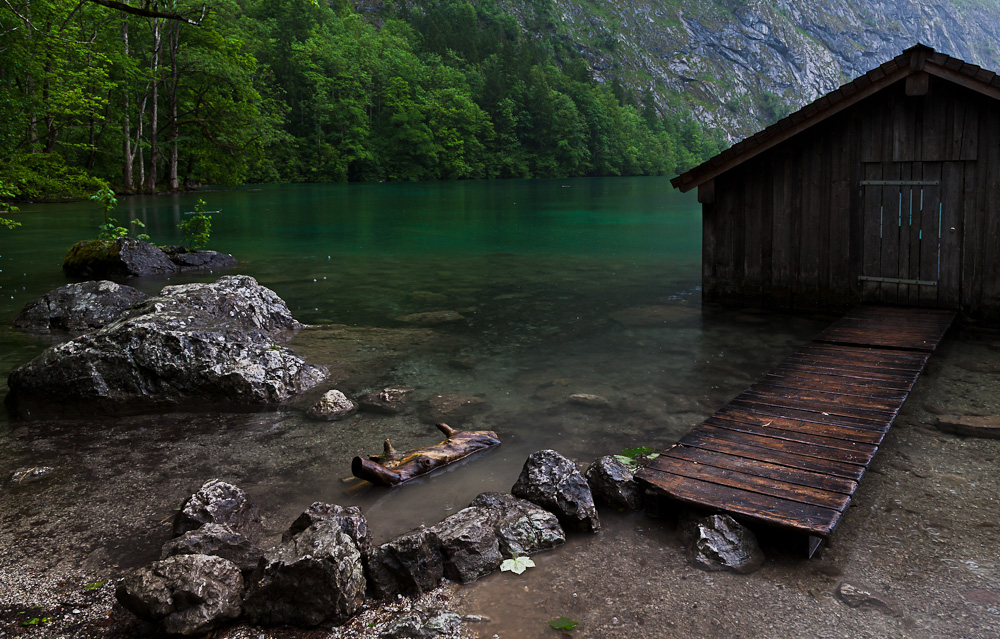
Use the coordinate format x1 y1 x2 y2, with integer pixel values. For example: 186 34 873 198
115 448 670 636
63 237 237 279
6 275 327 416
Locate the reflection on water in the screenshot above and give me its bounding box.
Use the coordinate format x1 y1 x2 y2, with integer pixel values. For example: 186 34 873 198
3 179 997 638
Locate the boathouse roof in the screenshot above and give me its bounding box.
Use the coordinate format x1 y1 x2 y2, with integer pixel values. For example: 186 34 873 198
671 44 1000 193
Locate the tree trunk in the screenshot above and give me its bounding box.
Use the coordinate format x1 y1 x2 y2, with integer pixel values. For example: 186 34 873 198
167 18 180 190
122 22 133 191
43 57 57 152
145 15 161 195
351 423 500 486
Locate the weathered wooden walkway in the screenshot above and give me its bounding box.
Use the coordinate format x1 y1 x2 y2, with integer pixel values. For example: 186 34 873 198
635 306 955 554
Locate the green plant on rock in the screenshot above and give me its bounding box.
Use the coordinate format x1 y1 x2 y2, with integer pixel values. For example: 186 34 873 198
90 185 149 242
614 445 659 471
177 199 213 250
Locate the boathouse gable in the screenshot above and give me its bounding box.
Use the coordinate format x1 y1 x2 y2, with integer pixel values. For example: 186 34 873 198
674 45 1000 320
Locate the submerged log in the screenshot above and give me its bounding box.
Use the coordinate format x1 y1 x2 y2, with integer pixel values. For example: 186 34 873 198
352 423 500 486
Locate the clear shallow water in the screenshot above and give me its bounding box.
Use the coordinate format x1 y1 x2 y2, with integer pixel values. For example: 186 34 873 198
0 177 836 536
2 177 922 636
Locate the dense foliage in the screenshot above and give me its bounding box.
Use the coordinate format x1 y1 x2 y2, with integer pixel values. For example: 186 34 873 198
0 0 724 197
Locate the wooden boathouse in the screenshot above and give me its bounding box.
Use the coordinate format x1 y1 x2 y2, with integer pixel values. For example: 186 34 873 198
671 44 1000 321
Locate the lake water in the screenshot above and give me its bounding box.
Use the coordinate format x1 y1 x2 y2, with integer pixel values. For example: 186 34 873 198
5 179 996 638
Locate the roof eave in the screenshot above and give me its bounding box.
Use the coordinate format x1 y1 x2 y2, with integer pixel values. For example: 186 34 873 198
671 46 1000 193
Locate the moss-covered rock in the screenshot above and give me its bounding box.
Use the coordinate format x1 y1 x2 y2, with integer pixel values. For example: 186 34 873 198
62 238 236 278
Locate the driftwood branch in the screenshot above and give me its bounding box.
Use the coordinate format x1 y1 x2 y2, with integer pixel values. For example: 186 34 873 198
352 423 500 486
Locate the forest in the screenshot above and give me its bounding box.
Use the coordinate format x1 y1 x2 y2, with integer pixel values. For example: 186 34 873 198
0 0 725 201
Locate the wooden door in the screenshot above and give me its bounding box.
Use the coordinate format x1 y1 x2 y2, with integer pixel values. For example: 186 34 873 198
859 167 952 306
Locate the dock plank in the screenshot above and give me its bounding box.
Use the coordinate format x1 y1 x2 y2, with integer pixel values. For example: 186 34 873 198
636 306 954 544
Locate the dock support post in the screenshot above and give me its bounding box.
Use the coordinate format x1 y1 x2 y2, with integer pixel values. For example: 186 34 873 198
807 535 823 558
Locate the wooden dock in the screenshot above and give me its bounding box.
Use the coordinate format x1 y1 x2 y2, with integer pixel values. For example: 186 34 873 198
635 306 955 553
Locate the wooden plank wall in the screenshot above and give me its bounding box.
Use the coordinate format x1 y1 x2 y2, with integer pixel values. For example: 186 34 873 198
702 77 1000 321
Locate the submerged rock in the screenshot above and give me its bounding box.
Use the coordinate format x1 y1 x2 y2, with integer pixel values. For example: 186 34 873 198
395 310 464 326
359 385 415 415
511 449 600 533
585 455 643 511
116 554 243 636
173 479 263 540
306 389 357 421
419 394 487 425
568 393 612 408
608 304 701 328
63 237 236 279
243 523 366 627
685 513 764 574
6 275 327 415
13 281 148 332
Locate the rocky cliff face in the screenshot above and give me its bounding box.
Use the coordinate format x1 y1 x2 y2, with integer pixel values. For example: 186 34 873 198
500 0 1000 140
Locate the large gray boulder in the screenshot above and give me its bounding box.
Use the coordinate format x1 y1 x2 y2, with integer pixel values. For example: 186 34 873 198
365 527 444 599
512 449 600 533
115 554 243 636
428 507 502 583
13 280 148 332
242 522 366 627
469 492 565 557
160 523 263 577
173 479 263 541
282 502 371 553
6 275 327 415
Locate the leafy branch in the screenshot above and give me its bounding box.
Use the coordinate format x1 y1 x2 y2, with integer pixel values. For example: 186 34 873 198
1 179 21 230
90 185 149 241
177 198 214 249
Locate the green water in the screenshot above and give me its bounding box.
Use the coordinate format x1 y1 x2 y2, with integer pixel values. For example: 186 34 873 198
2 179 997 639
0 177 844 633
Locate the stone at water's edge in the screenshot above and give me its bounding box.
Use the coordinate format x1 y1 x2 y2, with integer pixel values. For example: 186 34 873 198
836 582 904 617
63 237 237 278
5 275 328 415
115 554 243 636
161 523 263 578
242 523 366 627
282 502 372 553
468 492 565 558
366 527 444 599
429 507 502 584
13 280 148 332
684 513 765 574
585 455 644 511
511 449 600 533
173 479 263 541
935 414 1000 439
